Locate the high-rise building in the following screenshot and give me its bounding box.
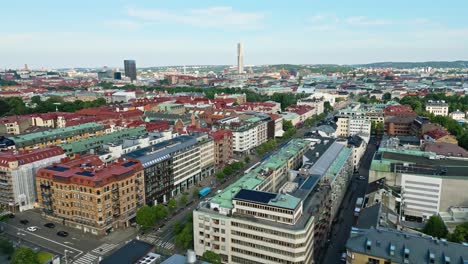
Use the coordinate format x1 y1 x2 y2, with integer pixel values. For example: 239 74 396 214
124 60 137 82
237 42 244 74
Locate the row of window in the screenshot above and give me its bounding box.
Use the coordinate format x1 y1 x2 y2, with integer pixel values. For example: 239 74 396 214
231 239 306 257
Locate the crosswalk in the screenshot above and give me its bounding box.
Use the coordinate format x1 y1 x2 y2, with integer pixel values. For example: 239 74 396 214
154 238 175 250
141 234 175 250
73 253 99 264
91 243 118 255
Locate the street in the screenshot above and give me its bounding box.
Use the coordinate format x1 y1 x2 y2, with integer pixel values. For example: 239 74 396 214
320 136 377 264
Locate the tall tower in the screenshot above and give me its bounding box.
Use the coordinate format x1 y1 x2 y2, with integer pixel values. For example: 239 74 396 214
237 42 244 74
124 60 137 82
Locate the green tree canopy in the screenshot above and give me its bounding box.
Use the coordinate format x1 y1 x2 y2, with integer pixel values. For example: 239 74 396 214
11 247 39 264
448 222 468 243
423 215 448 238
179 194 188 207
136 205 156 228
201 250 222 264
168 198 177 212
0 238 14 256
153 204 168 221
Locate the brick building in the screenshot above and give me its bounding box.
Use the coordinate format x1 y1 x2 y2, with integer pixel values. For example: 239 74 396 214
36 155 145 235
209 129 233 169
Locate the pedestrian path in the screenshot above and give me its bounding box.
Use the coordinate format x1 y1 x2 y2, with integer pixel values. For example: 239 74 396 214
154 238 175 250
91 243 118 255
73 253 99 264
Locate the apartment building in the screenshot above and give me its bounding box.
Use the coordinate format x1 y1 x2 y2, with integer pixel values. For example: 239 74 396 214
126 135 202 205
8 122 105 150
449 110 465 121
369 147 468 221
336 117 371 138
194 133 215 178
384 116 415 136
346 228 468 264
215 114 269 153
297 97 325 116
59 127 147 157
0 116 31 135
425 100 449 116
209 130 233 169
337 106 384 124
36 155 145 235
193 139 313 264
0 147 66 212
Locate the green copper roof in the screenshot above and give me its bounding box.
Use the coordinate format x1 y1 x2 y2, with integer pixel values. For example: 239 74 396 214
60 127 146 155
211 139 309 209
9 122 105 148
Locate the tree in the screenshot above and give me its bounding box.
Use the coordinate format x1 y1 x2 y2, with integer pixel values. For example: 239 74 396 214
448 222 468 243
153 204 168 221
324 101 333 113
244 155 250 164
0 238 14 256
168 198 177 212
11 247 39 264
201 250 222 264
179 194 188 207
423 215 448 238
383 93 392 101
175 215 194 249
136 205 156 229
192 188 199 199
216 171 225 180
174 221 185 235
283 120 294 131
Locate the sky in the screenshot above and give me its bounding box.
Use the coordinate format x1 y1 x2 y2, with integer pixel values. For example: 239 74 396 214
2 0 468 69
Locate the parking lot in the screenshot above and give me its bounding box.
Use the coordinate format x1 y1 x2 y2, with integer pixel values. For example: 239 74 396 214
1 209 135 261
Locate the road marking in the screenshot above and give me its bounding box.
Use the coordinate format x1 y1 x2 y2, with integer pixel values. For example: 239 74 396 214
91 243 118 255
73 252 98 264
2 222 84 258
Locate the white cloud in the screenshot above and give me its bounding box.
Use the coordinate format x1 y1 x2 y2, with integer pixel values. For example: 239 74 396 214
105 20 141 30
345 16 392 26
127 6 265 29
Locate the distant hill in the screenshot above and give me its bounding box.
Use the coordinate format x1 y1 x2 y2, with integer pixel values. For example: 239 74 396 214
353 61 468 69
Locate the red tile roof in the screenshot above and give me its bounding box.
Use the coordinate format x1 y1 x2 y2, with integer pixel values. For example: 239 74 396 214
0 146 64 168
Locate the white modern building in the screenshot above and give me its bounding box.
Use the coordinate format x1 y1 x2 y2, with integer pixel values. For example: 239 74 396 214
425 100 449 116
336 117 371 138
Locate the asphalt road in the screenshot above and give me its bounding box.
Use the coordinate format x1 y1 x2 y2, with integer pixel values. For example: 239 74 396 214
320 137 378 264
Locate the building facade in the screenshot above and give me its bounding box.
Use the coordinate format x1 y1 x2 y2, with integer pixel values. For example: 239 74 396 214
124 60 137 81
209 130 233 169
36 155 145 234
425 100 449 116
0 147 66 212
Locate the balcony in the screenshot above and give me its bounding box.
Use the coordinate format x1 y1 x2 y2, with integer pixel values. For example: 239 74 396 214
41 192 51 198
112 188 119 193
42 200 51 206
40 184 51 189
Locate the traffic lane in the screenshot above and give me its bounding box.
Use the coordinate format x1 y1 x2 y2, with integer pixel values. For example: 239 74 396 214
1 221 83 259
7 210 103 252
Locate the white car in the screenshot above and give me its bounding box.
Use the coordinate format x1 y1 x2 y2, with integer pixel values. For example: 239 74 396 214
26 226 38 232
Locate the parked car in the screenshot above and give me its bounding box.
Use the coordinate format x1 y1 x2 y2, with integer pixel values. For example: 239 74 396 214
358 175 366 180
8 214 15 219
19 220 29 225
44 223 55 228
341 252 347 262
26 226 38 232
57 231 69 237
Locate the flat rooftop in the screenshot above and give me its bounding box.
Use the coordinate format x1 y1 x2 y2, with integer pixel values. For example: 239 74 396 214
233 189 301 210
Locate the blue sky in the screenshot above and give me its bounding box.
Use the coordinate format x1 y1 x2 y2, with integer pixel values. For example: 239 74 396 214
2 0 468 69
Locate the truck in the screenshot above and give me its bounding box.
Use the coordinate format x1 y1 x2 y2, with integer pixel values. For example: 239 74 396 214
199 187 211 198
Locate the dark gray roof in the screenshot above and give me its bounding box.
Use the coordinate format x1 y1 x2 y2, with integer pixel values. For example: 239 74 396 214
125 135 198 168
347 228 468 264
101 240 153 264
356 203 381 229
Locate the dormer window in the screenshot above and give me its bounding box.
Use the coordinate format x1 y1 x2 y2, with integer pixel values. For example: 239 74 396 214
404 248 410 259
366 240 372 250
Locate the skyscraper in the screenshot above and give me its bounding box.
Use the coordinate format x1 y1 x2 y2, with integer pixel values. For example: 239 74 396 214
124 60 137 82
237 42 244 74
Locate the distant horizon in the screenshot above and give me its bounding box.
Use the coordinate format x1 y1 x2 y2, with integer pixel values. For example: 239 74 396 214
3 60 468 71
2 0 468 69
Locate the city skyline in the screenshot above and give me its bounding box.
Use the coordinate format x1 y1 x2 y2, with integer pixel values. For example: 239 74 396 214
2 0 468 69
